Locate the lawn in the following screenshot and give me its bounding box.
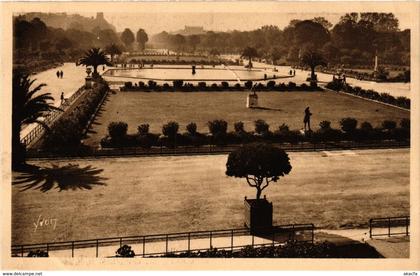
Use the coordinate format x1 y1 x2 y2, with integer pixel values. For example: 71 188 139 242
83 91 409 146
12 148 409 245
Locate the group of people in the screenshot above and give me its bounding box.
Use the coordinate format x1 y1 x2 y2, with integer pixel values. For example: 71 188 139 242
56 70 64 78
289 69 296 76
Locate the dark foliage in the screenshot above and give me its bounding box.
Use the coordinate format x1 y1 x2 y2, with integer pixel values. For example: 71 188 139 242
108 121 128 144
27 250 49 257
226 143 292 199
162 121 179 138
339 117 358 133
116 244 135 258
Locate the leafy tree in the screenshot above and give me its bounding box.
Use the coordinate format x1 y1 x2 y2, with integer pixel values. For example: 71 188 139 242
226 143 292 199
188 35 201 53
105 43 122 62
186 122 197 135
300 50 327 81
269 47 282 64
136 28 149 51
208 120 228 136
360 121 373 131
312 17 333 30
293 20 330 49
400 118 410 129
108 121 128 144
137 123 150 135
319 120 331 130
234 121 245 133
241 46 258 68
254 119 269 134
360 12 399 32
98 29 119 47
382 120 397 131
55 37 73 50
121 28 135 49
209 48 220 57
171 34 186 52
339 117 358 133
162 121 179 138
77 48 112 77
321 42 339 64
12 72 61 169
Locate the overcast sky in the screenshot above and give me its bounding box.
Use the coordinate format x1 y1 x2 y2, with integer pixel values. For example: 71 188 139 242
95 12 411 35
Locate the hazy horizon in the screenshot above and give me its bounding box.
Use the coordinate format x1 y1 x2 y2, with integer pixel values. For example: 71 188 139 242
91 12 410 35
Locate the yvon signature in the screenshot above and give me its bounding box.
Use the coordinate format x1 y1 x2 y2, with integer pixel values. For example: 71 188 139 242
33 214 57 232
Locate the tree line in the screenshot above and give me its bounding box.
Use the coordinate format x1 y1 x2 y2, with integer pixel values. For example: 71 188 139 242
13 16 148 73
13 12 410 73
150 13 409 67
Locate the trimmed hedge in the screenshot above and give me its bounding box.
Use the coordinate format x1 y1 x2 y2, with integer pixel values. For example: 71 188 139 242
120 81 324 92
43 80 109 153
160 241 382 258
101 118 410 149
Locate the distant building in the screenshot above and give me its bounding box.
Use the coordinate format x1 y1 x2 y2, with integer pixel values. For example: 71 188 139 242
18 12 116 32
172 26 206 36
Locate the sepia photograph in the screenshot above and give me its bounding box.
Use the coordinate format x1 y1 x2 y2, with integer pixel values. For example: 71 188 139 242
1 1 419 272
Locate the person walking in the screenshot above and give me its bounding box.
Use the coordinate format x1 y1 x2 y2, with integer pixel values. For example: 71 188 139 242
60 70 63 78
56 71 60 78
60 92 65 105
303 107 312 132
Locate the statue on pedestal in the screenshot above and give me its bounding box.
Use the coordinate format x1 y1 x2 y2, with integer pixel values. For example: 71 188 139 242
247 84 259 108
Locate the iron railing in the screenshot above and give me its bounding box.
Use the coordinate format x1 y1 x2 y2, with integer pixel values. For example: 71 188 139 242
369 216 410 238
12 223 315 258
25 140 409 160
20 86 88 147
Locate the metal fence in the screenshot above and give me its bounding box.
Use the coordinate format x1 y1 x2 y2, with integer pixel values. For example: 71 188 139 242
26 140 409 160
12 223 314 258
20 86 87 147
369 216 410 238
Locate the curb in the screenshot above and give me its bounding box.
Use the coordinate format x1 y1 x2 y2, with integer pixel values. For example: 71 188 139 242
322 86 410 112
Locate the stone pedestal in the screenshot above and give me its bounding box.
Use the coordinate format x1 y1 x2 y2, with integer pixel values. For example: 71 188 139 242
247 93 258 108
244 197 273 234
85 77 93 88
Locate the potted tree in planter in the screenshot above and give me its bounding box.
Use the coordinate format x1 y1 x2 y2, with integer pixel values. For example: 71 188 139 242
226 143 292 233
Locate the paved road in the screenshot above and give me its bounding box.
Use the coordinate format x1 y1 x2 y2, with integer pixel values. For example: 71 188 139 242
20 63 108 139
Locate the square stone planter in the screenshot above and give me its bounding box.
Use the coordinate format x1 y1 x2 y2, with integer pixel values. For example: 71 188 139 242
244 196 273 234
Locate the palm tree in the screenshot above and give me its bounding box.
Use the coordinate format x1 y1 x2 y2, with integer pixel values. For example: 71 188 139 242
12 72 62 169
241 46 258 68
77 48 112 77
105 44 122 63
300 50 327 81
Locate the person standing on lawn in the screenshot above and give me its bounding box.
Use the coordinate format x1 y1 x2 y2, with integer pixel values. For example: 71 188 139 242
304 107 312 132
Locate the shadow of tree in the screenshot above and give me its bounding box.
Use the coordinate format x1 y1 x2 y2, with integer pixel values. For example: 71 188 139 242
13 163 107 192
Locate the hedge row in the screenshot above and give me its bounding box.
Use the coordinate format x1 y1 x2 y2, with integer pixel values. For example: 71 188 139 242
125 58 238 66
160 241 381 258
121 80 323 92
101 118 410 149
326 80 410 109
42 80 109 152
